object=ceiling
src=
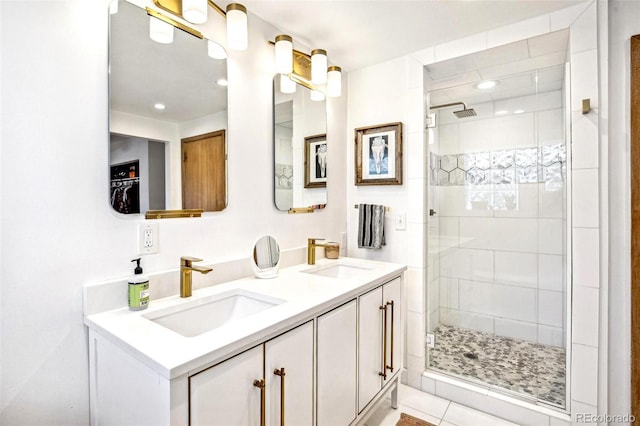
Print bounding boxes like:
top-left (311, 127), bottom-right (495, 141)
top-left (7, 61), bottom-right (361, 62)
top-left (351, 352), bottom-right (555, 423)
top-left (234, 0), bottom-right (586, 72)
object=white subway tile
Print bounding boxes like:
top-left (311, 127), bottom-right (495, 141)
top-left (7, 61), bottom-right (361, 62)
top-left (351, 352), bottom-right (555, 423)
top-left (537, 108), bottom-right (564, 146)
top-left (439, 277), bottom-right (459, 309)
top-left (571, 110), bottom-right (599, 169)
top-left (407, 267), bottom-right (426, 314)
top-left (538, 325), bottom-right (566, 347)
top-left (538, 182), bottom-right (566, 219)
top-left (538, 218), bottom-right (565, 255)
top-left (440, 308), bottom-right (495, 334)
top-left (572, 227), bottom-right (600, 288)
top-left (571, 169), bottom-right (599, 228)
top-left (569, 2), bottom-right (597, 54)
top-left (494, 184), bottom-right (539, 219)
top-left (494, 318), bottom-right (538, 342)
top-left (570, 49), bottom-right (599, 111)
top-left (538, 289), bottom-right (564, 327)
top-left (571, 343), bottom-right (598, 406)
top-left (487, 15), bottom-right (550, 49)
top-left (572, 285), bottom-right (599, 347)
top-left (494, 251), bottom-right (538, 287)
top-left (406, 311), bottom-right (426, 357)
top-left (435, 33), bottom-right (487, 63)
top-left (538, 254), bottom-right (564, 291)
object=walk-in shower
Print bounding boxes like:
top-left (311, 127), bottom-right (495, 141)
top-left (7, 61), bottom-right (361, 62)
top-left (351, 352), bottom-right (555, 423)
top-left (424, 29), bottom-right (570, 410)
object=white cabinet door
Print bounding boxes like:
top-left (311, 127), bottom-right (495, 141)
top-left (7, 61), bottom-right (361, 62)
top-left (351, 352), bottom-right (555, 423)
top-left (358, 278), bottom-right (403, 412)
top-left (190, 345), bottom-right (263, 426)
top-left (358, 286), bottom-right (383, 412)
top-left (265, 321), bottom-right (314, 426)
top-left (317, 300), bottom-right (357, 426)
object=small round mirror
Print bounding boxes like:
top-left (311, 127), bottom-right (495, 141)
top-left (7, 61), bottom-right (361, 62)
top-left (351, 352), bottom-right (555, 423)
top-left (252, 235), bottom-right (280, 279)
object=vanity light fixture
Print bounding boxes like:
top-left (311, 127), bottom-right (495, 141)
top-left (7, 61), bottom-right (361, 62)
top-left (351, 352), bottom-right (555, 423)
top-left (477, 80), bottom-right (497, 90)
top-left (207, 40), bottom-right (227, 59)
top-left (151, 0), bottom-right (248, 51)
top-left (149, 15), bottom-right (174, 44)
top-left (327, 66), bottom-right (342, 97)
top-left (311, 49), bottom-right (328, 84)
top-left (275, 35), bottom-right (293, 74)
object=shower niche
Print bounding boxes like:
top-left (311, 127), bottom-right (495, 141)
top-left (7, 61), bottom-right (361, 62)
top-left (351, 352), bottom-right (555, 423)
top-left (424, 29), bottom-right (570, 410)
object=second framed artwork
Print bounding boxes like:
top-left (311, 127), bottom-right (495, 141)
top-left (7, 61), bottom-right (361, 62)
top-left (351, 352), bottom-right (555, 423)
top-left (304, 133), bottom-right (327, 188)
top-left (354, 122), bottom-right (403, 185)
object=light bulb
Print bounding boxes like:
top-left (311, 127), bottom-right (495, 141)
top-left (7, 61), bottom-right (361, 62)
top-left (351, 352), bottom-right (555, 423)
top-left (182, 0), bottom-right (207, 24)
top-left (275, 35), bottom-right (293, 74)
top-left (226, 3), bottom-right (248, 51)
top-left (311, 49), bottom-right (327, 84)
top-left (149, 16), bottom-right (173, 44)
top-left (327, 66), bottom-right (342, 97)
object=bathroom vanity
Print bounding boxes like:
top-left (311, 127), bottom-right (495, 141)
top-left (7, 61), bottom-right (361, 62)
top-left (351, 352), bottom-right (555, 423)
top-left (84, 257), bottom-right (405, 426)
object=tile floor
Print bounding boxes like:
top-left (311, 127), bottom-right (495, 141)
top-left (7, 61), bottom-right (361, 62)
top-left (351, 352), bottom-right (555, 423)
top-left (428, 325), bottom-right (566, 407)
top-left (363, 384), bottom-right (519, 426)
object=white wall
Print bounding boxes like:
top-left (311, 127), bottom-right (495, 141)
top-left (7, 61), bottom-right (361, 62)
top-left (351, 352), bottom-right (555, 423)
top-left (0, 1), bottom-right (346, 424)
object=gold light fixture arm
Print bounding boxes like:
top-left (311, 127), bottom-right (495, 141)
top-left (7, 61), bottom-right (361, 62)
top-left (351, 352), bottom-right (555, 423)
top-left (154, 0), bottom-right (227, 19)
top-left (146, 7), bottom-right (203, 39)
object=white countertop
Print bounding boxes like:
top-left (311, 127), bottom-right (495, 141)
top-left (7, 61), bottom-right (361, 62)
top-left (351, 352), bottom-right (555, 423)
top-left (84, 257), bottom-right (406, 380)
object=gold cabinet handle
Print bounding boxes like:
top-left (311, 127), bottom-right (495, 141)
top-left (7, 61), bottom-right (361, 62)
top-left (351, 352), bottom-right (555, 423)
top-left (274, 368), bottom-right (286, 426)
top-left (378, 304), bottom-right (388, 380)
top-left (386, 300), bottom-right (395, 373)
top-left (253, 379), bottom-right (266, 426)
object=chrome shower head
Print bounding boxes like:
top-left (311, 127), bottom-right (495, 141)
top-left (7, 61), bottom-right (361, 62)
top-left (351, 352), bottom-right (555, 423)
top-left (453, 107), bottom-right (477, 118)
top-left (430, 101), bottom-right (476, 119)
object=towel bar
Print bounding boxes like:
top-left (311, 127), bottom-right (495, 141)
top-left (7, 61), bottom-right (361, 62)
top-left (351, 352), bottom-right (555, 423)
top-left (354, 204), bottom-right (390, 211)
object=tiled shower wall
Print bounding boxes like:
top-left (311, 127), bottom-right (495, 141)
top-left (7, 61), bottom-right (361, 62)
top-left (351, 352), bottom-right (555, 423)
top-left (427, 90), bottom-right (567, 348)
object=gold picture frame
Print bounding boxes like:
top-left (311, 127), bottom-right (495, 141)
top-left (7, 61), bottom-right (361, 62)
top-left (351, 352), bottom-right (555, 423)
top-left (355, 122), bottom-right (403, 185)
top-left (304, 134), bottom-right (327, 188)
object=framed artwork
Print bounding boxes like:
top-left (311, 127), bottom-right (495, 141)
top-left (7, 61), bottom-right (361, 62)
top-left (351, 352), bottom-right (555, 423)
top-left (304, 134), bottom-right (327, 188)
top-left (355, 122), bottom-right (403, 185)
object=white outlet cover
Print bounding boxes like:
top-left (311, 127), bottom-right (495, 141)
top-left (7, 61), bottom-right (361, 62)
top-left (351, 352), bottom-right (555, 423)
top-left (138, 223), bottom-right (159, 254)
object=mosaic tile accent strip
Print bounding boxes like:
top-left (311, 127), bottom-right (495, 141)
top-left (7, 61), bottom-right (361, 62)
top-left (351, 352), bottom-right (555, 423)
top-left (428, 324), bottom-right (566, 408)
top-left (275, 163), bottom-right (293, 189)
top-left (429, 144), bottom-right (566, 187)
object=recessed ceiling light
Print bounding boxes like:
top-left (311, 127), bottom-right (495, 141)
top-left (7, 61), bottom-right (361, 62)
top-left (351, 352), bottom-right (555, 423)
top-left (514, 109), bottom-right (525, 114)
top-left (477, 80), bottom-right (497, 90)
top-left (217, 78), bottom-right (228, 86)
top-left (495, 110), bottom-right (509, 115)
top-left (154, 103), bottom-right (166, 110)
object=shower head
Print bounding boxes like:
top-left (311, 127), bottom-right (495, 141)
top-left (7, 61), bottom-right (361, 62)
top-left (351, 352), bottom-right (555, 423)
top-left (453, 107), bottom-right (477, 118)
top-left (430, 101), bottom-right (476, 119)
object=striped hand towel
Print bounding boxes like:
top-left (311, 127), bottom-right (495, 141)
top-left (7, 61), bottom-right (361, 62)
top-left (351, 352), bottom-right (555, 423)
top-left (357, 204), bottom-right (386, 249)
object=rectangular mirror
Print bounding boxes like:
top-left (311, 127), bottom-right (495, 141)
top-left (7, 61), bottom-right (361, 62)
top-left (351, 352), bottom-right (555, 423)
top-left (109, 0), bottom-right (228, 215)
top-left (273, 75), bottom-right (327, 211)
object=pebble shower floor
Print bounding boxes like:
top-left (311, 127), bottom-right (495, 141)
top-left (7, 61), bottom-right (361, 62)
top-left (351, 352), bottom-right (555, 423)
top-left (428, 324), bottom-right (566, 407)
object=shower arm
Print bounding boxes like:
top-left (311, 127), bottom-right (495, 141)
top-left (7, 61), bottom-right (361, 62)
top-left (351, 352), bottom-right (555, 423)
top-left (429, 102), bottom-right (468, 111)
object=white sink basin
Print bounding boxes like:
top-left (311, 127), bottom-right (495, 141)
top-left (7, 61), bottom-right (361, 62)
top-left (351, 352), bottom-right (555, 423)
top-left (303, 262), bottom-right (372, 279)
top-left (144, 289), bottom-right (285, 337)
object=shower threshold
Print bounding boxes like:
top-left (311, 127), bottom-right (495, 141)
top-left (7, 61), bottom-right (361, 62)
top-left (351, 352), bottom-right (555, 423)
top-left (426, 324), bottom-right (566, 408)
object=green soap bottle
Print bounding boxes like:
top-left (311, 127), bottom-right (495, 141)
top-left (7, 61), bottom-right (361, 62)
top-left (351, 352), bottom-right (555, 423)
top-left (128, 258), bottom-right (150, 311)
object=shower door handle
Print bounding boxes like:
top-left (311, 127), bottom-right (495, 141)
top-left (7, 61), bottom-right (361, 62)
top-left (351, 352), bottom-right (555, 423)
top-left (429, 209), bottom-right (437, 216)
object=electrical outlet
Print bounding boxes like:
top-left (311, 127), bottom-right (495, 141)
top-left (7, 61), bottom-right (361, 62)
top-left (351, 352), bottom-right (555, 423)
top-left (426, 333), bottom-right (435, 349)
top-left (139, 223), bottom-right (159, 254)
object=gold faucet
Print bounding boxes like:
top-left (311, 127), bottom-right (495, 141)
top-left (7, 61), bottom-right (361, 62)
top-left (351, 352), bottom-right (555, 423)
top-left (307, 238), bottom-right (327, 265)
top-left (180, 256), bottom-right (213, 298)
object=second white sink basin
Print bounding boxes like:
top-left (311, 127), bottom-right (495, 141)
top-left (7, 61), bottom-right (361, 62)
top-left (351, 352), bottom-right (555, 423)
top-left (144, 289), bottom-right (285, 337)
top-left (303, 262), bottom-right (372, 279)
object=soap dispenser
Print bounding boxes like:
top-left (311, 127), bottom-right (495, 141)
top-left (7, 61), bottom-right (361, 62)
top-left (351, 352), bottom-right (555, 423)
top-left (128, 258), bottom-right (149, 311)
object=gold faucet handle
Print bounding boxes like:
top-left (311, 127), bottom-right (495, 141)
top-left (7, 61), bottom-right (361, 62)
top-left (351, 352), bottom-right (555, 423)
top-left (181, 256), bottom-right (203, 266)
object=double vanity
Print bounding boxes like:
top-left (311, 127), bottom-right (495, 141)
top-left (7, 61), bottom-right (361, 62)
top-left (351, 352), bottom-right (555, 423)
top-left (84, 256), bottom-right (406, 425)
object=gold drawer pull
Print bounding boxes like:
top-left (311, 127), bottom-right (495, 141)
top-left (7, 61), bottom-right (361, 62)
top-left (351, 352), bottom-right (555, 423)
top-left (274, 368), bottom-right (286, 426)
top-left (386, 300), bottom-right (395, 373)
top-left (253, 379), bottom-right (265, 426)
top-left (378, 304), bottom-right (388, 380)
